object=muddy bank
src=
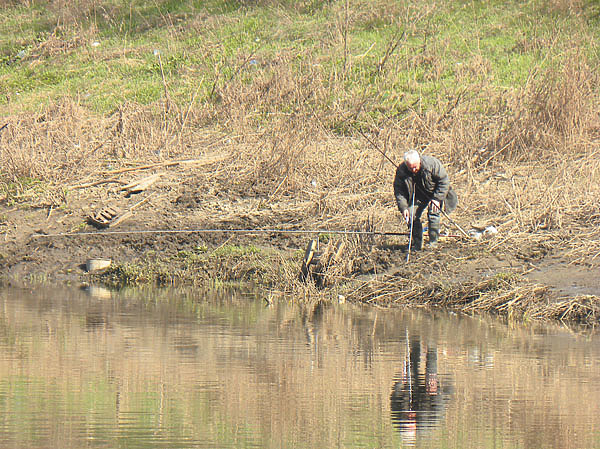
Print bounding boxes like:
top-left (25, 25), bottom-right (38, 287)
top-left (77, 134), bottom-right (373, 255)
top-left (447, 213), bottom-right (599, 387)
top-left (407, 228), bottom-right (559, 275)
top-left (1, 168), bottom-right (598, 326)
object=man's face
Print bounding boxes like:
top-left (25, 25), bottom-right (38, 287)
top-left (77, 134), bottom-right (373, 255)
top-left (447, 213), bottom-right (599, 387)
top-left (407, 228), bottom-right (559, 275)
top-left (406, 159), bottom-right (420, 174)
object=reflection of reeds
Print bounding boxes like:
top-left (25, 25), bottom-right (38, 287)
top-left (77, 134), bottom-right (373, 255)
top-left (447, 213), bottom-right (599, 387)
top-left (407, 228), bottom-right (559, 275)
top-left (1, 288), bottom-right (599, 448)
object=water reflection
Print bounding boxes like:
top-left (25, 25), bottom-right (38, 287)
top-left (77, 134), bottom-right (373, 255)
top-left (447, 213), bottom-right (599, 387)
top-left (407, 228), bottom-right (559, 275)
top-left (0, 286), bottom-right (599, 449)
top-left (390, 332), bottom-right (453, 446)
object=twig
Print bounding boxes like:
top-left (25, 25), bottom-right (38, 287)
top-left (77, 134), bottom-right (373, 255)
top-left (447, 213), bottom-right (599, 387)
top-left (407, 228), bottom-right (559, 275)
top-left (70, 178), bottom-right (128, 189)
top-left (156, 51), bottom-right (171, 114)
top-left (436, 88), bottom-right (467, 125)
top-left (377, 29), bottom-right (405, 75)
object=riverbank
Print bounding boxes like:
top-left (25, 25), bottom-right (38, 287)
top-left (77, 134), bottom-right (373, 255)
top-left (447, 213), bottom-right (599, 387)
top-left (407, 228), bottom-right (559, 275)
top-left (1, 1), bottom-right (599, 325)
top-left (1, 152), bottom-right (598, 325)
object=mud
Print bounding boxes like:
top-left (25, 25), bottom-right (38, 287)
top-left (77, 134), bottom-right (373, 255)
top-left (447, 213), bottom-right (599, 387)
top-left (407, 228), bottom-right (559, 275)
top-left (1, 167), bottom-right (598, 313)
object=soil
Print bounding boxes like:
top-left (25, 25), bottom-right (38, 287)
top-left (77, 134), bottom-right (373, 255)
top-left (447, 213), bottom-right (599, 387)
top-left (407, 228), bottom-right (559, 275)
top-left (1, 164), bottom-right (599, 314)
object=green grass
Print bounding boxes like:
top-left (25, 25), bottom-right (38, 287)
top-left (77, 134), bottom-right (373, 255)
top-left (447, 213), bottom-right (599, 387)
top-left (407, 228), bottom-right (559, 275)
top-left (0, 177), bottom-right (46, 206)
top-left (0, 0), bottom-right (598, 120)
top-left (212, 243), bottom-right (260, 257)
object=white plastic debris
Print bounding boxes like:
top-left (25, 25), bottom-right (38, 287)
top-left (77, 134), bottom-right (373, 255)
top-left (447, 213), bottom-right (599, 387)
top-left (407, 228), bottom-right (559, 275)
top-left (483, 225), bottom-right (498, 236)
top-left (469, 225), bottom-right (498, 240)
top-left (469, 230), bottom-right (483, 240)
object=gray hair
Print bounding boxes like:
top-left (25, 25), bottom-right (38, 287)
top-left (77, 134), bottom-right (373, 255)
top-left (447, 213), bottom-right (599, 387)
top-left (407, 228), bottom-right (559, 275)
top-left (404, 149), bottom-right (420, 164)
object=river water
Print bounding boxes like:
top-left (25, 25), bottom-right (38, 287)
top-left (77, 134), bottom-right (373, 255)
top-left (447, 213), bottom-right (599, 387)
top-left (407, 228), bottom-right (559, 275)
top-left (0, 285), bottom-right (599, 449)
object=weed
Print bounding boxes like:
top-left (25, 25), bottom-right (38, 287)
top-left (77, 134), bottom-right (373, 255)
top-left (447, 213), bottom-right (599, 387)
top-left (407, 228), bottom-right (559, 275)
top-left (493, 272), bottom-right (520, 283)
top-left (212, 244), bottom-right (260, 257)
top-left (101, 261), bottom-right (171, 288)
top-left (318, 234), bottom-right (332, 244)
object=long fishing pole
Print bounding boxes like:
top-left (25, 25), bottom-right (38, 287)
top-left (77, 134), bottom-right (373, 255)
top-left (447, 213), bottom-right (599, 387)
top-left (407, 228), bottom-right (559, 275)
top-left (354, 125), bottom-right (470, 239)
top-left (32, 227), bottom-right (428, 239)
top-left (406, 186), bottom-right (415, 263)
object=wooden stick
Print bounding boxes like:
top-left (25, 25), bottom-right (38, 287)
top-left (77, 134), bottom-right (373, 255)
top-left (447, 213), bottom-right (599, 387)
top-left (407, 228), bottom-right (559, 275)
top-left (101, 156), bottom-right (227, 175)
top-left (70, 178), bottom-right (128, 189)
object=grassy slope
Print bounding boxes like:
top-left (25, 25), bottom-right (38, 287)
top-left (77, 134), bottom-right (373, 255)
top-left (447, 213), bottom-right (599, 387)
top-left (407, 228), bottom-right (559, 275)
top-left (1, 0), bottom-right (596, 115)
top-left (2, 0), bottom-right (599, 221)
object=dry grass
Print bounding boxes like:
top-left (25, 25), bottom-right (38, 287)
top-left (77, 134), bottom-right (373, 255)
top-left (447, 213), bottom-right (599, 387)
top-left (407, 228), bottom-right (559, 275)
top-left (345, 272), bottom-right (600, 323)
top-left (2, 39), bottom-right (599, 253)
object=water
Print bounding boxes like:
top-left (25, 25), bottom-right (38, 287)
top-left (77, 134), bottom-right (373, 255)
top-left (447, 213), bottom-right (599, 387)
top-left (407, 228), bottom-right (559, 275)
top-left (0, 286), bottom-right (599, 448)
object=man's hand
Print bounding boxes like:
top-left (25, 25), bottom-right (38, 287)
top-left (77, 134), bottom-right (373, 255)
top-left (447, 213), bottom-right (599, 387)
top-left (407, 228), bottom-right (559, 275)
top-left (402, 209), bottom-right (410, 223)
top-left (429, 200), bottom-right (441, 212)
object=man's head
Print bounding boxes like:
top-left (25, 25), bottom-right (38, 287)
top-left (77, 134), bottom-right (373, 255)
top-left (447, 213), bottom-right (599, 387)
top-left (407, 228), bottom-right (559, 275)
top-left (404, 149), bottom-right (421, 174)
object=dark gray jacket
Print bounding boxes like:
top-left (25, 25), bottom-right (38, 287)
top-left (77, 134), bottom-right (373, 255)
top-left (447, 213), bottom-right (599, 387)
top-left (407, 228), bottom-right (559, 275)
top-left (393, 154), bottom-right (451, 213)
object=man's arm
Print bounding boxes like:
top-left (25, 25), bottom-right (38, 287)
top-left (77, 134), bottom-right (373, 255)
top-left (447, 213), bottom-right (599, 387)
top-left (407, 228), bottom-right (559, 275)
top-left (430, 159), bottom-right (450, 203)
top-left (393, 165), bottom-right (410, 212)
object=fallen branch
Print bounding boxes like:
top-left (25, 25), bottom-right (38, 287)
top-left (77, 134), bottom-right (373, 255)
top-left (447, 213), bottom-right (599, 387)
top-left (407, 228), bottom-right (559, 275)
top-left (101, 155), bottom-right (227, 175)
top-left (70, 178), bottom-right (128, 189)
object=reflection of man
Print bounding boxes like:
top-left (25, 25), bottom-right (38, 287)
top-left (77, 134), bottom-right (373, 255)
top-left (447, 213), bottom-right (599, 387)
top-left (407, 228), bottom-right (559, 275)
top-left (390, 336), bottom-right (453, 446)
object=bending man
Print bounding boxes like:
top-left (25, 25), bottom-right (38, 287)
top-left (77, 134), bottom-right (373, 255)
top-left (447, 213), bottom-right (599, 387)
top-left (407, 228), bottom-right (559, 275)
top-left (393, 149), bottom-right (457, 250)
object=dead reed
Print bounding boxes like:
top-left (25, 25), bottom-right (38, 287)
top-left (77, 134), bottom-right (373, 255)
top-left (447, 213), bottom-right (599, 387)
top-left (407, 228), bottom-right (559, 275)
top-left (344, 272), bottom-right (600, 323)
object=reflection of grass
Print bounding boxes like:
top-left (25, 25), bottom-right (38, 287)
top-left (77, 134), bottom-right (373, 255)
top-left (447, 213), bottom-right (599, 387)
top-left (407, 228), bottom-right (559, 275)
top-left (1, 287), bottom-right (598, 448)
top-left (1, 375), bottom-right (258, 447)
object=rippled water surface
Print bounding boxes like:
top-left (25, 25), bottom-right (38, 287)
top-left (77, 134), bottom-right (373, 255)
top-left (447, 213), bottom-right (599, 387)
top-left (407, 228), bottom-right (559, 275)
top-left (1, 286), bottom-right (599, 448)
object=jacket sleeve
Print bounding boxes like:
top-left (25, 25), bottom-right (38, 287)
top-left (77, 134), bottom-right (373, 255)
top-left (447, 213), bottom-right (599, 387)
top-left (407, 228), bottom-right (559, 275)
top-left (393, 165), bottom-right (410, 212)
top-left (431, 159), bottom-right (450, 202)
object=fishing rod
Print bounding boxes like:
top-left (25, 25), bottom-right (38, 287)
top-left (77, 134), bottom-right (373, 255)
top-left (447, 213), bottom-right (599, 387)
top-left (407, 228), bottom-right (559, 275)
top-left (354, 124), bottom-right (470, 239)
top-left (32, 227), bottom-right (424, 239)
top-left (406, 186), bottom-right (416, 263)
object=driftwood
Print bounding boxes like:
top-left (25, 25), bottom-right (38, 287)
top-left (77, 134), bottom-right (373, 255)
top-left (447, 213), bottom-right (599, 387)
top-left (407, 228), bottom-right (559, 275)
top-left (119, 173), bottom-right (161, 195)
top-left (70, 178), bottom-right (128, 189)
top-left (300, 239), bottom-right (349, 287)
top-left (101, 155), bottom-right (227, 175)
top-left (87, 194), bottom-right (155, 229)
top-left (69, 155), bottom-right (228, 189)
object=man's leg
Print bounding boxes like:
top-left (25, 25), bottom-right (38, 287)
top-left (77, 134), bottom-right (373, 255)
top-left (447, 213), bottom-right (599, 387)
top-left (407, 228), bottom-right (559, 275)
top-left (427, 202), bottom-right (441, 246)
top-left (409, 204), bottom-right (426, 250)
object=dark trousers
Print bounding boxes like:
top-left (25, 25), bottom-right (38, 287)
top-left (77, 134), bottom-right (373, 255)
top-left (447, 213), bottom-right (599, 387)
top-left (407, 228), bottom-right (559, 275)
top-left (407, 201), bottom-right (441, 249)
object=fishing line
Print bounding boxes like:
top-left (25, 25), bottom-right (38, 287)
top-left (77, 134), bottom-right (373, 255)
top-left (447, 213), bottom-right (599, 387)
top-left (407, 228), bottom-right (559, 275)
top-left (32, 227), bottom-right (414, 239)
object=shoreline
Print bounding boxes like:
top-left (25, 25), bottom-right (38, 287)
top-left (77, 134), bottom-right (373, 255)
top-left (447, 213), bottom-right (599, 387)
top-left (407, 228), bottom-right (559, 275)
top-left (2, 205), bottom-right (598, 327)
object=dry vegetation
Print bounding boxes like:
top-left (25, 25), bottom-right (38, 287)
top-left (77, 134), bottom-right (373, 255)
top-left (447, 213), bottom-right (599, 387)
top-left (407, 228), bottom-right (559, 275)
top-left (1, 0), bottom-right (599, 324)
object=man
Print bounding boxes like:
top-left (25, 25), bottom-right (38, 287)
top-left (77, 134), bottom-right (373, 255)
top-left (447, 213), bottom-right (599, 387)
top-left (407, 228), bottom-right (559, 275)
top-left (393, 149), bottom-right (457, 250)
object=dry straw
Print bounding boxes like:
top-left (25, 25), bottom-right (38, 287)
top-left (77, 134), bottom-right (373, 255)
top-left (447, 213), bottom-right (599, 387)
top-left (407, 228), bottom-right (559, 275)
top-left (1, 9), bottom-right (598, 320)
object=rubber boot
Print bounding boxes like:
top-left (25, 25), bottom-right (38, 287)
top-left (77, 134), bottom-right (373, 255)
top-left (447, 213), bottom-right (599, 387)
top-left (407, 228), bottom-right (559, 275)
top-left (412, 235), bottom-right (423, 251)
top-left (427, 228), bottom-right (439, 248)
top-left (411, 221), bottom-right (423, 251)
top-left (427, 204), bottom-right (441, 249)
